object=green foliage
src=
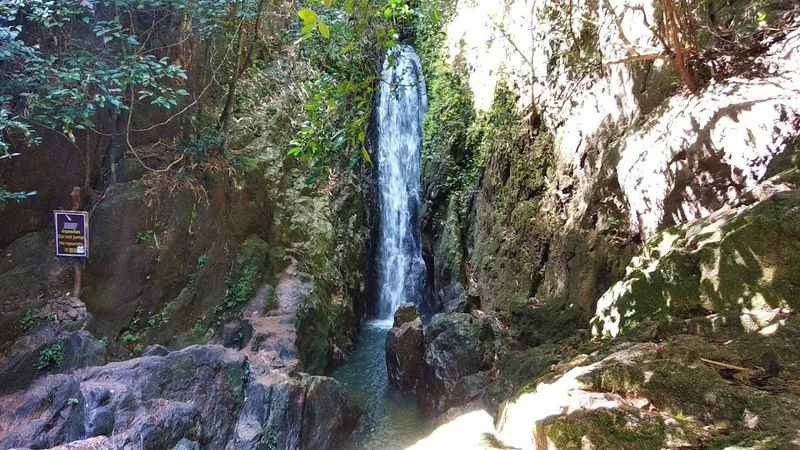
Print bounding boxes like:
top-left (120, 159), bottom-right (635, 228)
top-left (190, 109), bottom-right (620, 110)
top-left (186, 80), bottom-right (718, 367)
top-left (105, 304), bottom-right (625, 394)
top-left (34, 342), bottom-right (65, 370)
top-left (119, 307), bottom-right (146, 353)
top-left (120, 329), bottom-right (143, 353)
top-left (0, 1), bottom-right (203, 145)
top-left (214, 260), bottom-right (260, 323)
top-left (17, 307), bottom-right (38, 331)
top-left (187, 239), bottom-right (266, 332)
top-left (289, 0), bottom-right (414, 176)
top-left (0, 184), bottom-right (37, 210)
top-left (261, 427), bottom-right (279, 450)
top-left (135, 230), bottom-right (154, 244)
top-left (179, 130), bottom-right (224, 162)
top-left (0, 0), bottom-right (242, 198)
top-left (67, 397), bottom-right (80, 406)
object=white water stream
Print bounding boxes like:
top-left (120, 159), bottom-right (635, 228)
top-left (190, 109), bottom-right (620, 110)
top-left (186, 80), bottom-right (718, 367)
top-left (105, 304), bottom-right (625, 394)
top-left (375, 45), bottom-right (428, 320)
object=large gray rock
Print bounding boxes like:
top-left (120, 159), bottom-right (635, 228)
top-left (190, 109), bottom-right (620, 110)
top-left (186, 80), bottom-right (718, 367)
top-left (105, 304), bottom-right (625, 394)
top-left (0, 296), bottom-right (106, 395)
top-left (226, 373), bottom-right (360, 450)
top-left (593, 173), bottom-right (800, 337)
top-left (0, 345), bottom-right (360, 450)
top-left (418, 312), bottom-right (502, 416)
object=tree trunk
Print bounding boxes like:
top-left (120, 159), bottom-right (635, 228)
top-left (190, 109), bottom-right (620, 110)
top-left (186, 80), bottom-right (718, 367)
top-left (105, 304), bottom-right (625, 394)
top-left (219, 0), bottom-right (268, 138)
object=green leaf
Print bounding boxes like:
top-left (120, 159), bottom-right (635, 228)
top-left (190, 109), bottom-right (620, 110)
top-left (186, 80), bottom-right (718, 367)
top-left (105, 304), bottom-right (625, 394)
top-left (318, 22), bottom-right (331, 39)
top-left (361, 148), bottom-right (372, 164)
top-left (297, 8), bottom-right (317, 25)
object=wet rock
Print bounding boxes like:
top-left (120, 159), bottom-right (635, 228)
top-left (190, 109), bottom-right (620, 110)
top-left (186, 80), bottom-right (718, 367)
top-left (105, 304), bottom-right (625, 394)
top-left (0, 345), bottom-right (244, 450)
top-left (418, 312), bottom-right (502, 416)
top-left (386, 317), bottom-right (424, 392)
top-left (393, 303), bottom-right (420, 327)
top-left (0, 374), bottom-right (86, 449)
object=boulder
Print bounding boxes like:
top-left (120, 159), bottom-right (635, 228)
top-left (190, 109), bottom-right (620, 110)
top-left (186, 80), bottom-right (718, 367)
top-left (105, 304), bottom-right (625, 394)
top-left (0, 344), bottom-right (360, 450)
top-left (0, 296), bottom-right (106, 395)
top-left (386, 317), bottom-right (424, 392)
top-left (226, 373), bottom-right (361, 450)
top-left (593, 174), bottom-right (800, 337)
top-left (393, 303), bottom-right (420, 327)
top-left (418, 312), bottom-right (502, 416)
top-left (300, 375), bottom-right (362, 450)
top-left (0, 345), bottom-right (243, 450)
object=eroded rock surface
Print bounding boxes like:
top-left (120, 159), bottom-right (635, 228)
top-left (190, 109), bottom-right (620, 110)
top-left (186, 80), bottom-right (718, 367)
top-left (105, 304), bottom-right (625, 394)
top-left (386, 305), bottom-right (424, 392)
top-left (0, 296), bottom-right (106, 396)
top-left (418, 312), bottom-right (503, 416)
top-left (0, 343), bottom-right (360, 450)
top-left (593, 170), bottom-right (800, 337)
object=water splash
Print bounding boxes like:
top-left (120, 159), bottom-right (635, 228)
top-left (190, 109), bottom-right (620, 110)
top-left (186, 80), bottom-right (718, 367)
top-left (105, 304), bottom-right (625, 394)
top-left (375, 45), bottom-right (428, 320)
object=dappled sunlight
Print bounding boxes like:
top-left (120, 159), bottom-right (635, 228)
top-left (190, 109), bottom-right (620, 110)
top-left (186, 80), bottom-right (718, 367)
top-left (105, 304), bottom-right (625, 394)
top-left (618, 28), bottom-right (800, 239)
top-left (496, 344), bottom-right (655, 449)
top-left (406, 410), bottom-right (495, 450)
top-left (594, 177), bottom-right (800, 337)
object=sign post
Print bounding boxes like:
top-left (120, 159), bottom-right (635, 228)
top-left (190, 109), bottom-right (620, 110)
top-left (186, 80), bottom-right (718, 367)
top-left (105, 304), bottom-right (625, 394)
top-left (54, 186), bottom-right (88, 297)
top-left (54, 210), bottom-right (89, 257)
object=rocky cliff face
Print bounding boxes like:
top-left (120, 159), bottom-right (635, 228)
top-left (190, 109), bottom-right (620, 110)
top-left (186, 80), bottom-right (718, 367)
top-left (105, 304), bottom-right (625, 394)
top-left (419, 0), bottom-right (800, 319)
top-left (409, 0), bottom-right (800, 447)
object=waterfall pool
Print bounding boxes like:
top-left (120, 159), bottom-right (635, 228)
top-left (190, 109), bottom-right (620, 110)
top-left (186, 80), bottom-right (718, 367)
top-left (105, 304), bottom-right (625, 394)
top-left (331, 321), bottom-right (433, 450)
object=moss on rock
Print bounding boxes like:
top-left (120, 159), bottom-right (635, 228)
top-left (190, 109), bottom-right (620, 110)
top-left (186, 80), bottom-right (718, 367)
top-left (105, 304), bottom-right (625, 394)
top-left (545, 407), bottom-right (666, 450)
top-left (593, 178), bottom-right (800, 337)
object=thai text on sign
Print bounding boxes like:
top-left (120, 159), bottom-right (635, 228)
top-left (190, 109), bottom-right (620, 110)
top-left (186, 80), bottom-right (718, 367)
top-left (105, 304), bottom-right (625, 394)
top-left (54, 210), bottom-right (89, 257)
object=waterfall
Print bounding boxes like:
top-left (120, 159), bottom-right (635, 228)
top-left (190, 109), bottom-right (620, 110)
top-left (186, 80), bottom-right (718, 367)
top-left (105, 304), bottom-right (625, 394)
top-left (375, 45), bottom-right (428, 320)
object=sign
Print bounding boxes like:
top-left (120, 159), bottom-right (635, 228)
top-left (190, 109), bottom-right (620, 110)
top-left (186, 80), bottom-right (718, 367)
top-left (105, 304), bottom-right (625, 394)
top-left (54, 210), bottom-right (89, 258)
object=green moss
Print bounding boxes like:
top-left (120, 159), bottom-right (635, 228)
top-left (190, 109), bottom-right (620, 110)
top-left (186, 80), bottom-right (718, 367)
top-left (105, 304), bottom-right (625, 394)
top-left (502, 298), bottom-right (579, 347)
top-left (295, 288), bottom-right (352, 374)
top-left (709, 432), bottom-right (794, 450)
top-left (488, 344), bottom-right (559, 404)
top-left (546, 408), bottom-right (666, 450)
top-left (642, 361), bottom-right (753, 423)
top-left (225, 362), bottom-right (248, 404)
top-left (594, 192), bottom-right (800, 336)
top-left (583, 362), bottom-right (646, 397)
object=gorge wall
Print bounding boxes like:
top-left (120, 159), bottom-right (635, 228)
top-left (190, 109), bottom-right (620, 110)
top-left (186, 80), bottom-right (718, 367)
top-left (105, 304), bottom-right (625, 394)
top-left (404, 0), bottom-right (800, 448)
top-left (418, 0), bottom-right (800, 322)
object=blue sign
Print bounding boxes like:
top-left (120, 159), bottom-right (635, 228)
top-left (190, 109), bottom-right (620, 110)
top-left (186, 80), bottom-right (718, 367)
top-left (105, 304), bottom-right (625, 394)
top-left (54, 210), bottom-right (89, 257)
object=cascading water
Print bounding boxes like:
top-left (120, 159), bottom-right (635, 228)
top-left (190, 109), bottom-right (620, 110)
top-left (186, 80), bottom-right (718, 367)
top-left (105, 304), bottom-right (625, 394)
top-left (332, 45), bottom-right (432, 449)
top-left (375, 45), bottom-right (428, 320)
